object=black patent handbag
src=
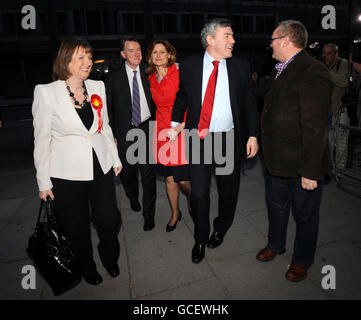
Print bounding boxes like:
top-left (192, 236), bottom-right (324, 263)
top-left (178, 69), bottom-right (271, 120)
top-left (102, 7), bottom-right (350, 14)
top-left (27, 196), bottom-right (81, 296)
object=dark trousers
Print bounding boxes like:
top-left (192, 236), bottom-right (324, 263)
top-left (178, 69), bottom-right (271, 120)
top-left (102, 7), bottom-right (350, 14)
top-left (189, 131), bottom-right (241, 244)
top-left (120, 120), bottom-right (156, 217)
top-left (265, 172), bottom-right (323, 267)
top-left (51, 170), bottom-right (121, 276)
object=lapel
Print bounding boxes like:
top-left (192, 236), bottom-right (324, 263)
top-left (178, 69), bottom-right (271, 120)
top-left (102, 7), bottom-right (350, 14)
top-left (139, 63), bottom-right (152, 108)
top-left (193, 55), bottom-right (204, 111)
top-left (267, 50), bottom-right (304, 97)
top-left (225, 58), bottom-right (237, 117)
top-left (84, 79), bottom-right (101, 134)
top-left (54, 80), bottom-right (99, 135)
top-left (120, 63), bottom-right (133, 113)
top-left (54, 80), bottom-right (89, 135)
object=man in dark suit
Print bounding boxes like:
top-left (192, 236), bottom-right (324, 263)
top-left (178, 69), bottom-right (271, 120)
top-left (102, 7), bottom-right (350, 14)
top-left (106, 38), bottom-right (156, 231)
top-left (255, 20), bottom-right (333, 282)
top-left (169, 18), bottom-right (259, 264)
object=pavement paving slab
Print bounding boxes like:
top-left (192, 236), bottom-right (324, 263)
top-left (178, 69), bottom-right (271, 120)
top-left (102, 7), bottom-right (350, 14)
top-left (0, 152), bottom-right (360, 300)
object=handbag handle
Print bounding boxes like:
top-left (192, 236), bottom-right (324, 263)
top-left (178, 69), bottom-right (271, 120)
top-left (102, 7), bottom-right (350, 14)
top-left (37, 196), bottom-right (58, 227)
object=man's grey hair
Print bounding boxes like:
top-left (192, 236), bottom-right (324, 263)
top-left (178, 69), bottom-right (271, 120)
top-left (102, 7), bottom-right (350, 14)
top-left (200, 18), bottom-right (232, 49)
top-left (277, 20), bottom-right (308, 49)
top-left (322, 43), bottom-right (339, 53)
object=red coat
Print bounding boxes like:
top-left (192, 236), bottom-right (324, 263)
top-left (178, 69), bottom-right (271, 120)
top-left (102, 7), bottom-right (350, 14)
top-left (149, 63), bottom-right (187, 166)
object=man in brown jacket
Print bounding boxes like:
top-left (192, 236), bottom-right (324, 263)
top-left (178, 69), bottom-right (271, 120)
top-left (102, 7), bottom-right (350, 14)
top-left (256, 20), bottom-right (333, 282)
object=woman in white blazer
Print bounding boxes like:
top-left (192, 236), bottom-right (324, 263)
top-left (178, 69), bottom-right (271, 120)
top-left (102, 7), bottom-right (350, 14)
top-left (32, 39), bottom-right (122, 286)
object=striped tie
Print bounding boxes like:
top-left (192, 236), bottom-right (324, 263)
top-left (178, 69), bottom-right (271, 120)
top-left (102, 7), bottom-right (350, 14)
top-left (132, 70), bottom-right (141, 126)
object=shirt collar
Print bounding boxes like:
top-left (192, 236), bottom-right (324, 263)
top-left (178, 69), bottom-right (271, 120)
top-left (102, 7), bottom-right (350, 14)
top-left (275, 49), bottom-right (302, 71)
top-left (125, 61), bottom-right (140, 74)
top-left (204, 51), bottom-right (225, 68)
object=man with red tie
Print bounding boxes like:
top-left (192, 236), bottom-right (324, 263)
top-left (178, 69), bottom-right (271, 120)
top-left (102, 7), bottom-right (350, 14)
top-left (169, 18), bottom-right (259, 264)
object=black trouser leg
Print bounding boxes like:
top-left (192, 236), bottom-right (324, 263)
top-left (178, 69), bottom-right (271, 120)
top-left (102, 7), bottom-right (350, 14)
top-left (89, 170), bottom-right (121, 268)
top-left (51, 178), bottom-right (97, 276)
top-left (290, 178), bottom-right (323, 267)
top-left (139, 163), bottom-right (156, 217)
top-left (189, 163), bottom-right (212, 245)
top-left (121, 163), bottom-right (139, 202)
top-left (213, 160), bottom-right (241, 236)
top-left (265, 172), bottom-right (291, 253)
top-left (265, 172), bottom-right (323, 266)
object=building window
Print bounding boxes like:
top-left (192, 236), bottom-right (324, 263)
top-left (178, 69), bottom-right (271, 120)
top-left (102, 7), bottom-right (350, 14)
top-left (256, 16), bottom-right (265, 33)
top-left (38, 12), bottom-right (48, 35)
top-left (72, 10), bottom-right (82, 35)
top-left (134, 14), bottom-right (144, 33)
top-left (103, 11), bottom-right (117, 35)
top-left (122, 13), bottom-right (133, 34)
top-left (191, 13), bottom-right (204, 33)
top-left (242, 15), bottom-right (253, 33)
top-left (153, 14), bottom-right (163, 33)
top-left (336, 16), bottom-right (347, 34)
top-left (86, 11), bottom-right (102, 35)
top-left (232, 15), bottom-right (242, 34)
top-left (265, 16), bottom-right (274, 33)
top-left (56, 12), bottom-right (68, 34)
top-left (180, 14), bottom-right (191, 33)
top-left (2, 12), bottom-right (16, 34)
top-left (164, 14), bottom-right (177, 33)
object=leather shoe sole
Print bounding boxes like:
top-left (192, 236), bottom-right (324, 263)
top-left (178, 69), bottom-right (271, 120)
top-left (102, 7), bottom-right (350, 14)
top-left (256, 247), bottom-right (286, 262)
top-left (285, 263), bottom-right (308, 282)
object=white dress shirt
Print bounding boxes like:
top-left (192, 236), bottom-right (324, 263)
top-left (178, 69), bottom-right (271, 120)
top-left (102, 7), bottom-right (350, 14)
top-left (171, 52), bottom-right (234, 131)
top-left (125, 62), bottom-right (151, 123)
top-left (202, 51), bottom-right (234, 132)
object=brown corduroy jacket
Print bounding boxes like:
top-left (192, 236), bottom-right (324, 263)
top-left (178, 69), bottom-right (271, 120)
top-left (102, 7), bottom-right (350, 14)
top-left (261, 50), bottom-right (334, 180)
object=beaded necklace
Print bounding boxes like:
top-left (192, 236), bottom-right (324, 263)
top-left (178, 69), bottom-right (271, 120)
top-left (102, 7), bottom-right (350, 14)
top-left (66, 82), bottom-right (88, 108)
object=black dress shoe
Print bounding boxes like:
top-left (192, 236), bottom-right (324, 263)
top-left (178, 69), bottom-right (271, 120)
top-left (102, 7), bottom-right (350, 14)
top-left (130, 200), bottom-right (141, 212)
top-left (106, 264), bottom-right (120, 278)
top-left (192, 243), bottom-right (206, 264)
top-left (143, 215), bottom-right (155, 231)
top-left (207, 232), bottom-right (224, 249)
top-left (166, 211), bottom-right (182, 232)
top-left (83, 271), bottom-right (103, 286)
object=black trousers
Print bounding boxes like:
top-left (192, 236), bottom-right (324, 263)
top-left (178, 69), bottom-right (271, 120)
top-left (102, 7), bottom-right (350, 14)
top-left (120, 120), bottom-right (156, 217)
top-left (265, 172), bottom-right (323, 267)
top-left (189, 131), bottom-right (241, 244)
top-left (51, 170), bottom-right (121, 276)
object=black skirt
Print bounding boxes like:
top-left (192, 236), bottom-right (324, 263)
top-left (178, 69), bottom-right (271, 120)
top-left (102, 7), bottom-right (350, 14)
top-left (156, 164), bottom-right (190, 182)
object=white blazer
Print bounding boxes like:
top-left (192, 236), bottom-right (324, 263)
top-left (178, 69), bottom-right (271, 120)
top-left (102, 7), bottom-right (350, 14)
top-left (32, 79), bottom-right (121, 191)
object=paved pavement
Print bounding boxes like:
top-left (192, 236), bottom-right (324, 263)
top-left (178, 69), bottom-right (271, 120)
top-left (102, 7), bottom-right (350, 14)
top-left (0, 151), bottom-right (360, 300)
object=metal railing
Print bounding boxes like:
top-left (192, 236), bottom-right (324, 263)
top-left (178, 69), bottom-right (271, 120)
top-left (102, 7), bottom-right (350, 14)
top-left (334, 108), bottom-right (361, 198)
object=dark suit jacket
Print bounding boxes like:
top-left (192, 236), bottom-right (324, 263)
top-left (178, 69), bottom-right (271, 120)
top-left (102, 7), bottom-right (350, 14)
top-left (106, 61), bottom-right (155, 164)
top-left (172, 54), bottom-right (259, 158)
top-left (261, 50), bottom-right (333, 180)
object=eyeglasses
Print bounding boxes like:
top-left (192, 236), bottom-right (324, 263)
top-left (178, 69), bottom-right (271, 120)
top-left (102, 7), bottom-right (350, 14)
top-left (270, 36), bottom-right (285, 44)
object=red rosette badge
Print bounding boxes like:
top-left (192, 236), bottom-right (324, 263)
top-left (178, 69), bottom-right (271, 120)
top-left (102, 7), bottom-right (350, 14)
top-left (90, 94), bottom-right (103, 133)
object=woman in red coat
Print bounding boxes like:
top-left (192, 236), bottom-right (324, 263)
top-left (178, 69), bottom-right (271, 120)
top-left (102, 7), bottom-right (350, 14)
top-left (146, 40), bottom-right (191, 232)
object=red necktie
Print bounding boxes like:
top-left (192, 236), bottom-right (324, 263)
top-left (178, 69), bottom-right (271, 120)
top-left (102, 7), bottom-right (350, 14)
top-left (198, 60), bottom-right (219, 139)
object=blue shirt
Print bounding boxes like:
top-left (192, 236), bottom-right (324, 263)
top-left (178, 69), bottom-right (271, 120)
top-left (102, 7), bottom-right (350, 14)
top-left (172, 51), bottom-right (234, 132)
